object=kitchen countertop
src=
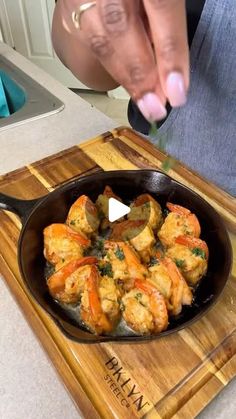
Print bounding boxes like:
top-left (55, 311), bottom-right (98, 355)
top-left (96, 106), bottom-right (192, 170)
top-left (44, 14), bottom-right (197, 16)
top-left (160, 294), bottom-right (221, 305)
top-left (0, 42), bottom-right (235, 419)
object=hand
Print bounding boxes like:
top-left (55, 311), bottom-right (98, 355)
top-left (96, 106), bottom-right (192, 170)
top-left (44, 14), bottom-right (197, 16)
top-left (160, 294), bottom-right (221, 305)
top-left (61, 0), bottom-right (189, 122)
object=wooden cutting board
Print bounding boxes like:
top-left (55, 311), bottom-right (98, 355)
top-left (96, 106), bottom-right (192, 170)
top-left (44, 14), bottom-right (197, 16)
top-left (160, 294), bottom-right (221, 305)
top-left (0, 127), bottom-right (235, 419)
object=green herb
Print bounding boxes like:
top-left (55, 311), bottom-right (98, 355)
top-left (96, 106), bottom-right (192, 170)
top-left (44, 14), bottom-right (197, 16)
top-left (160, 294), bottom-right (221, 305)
top-left (120, 301), bottom-right (125, 312)
top-left (98, 262), bottom-right (113, 278)
top-left (61, 258), bottom-right (65, 263)
top-left (192, 247), bottom-right (206, 259)
top-left (96, 239), bottom-right (104, 252)
top-left (149, 122), bottom-right (158, 137)
top-left (163, 209), bottom-right (170, 217)
top-left (161, 156), bottom-right (176, 173)
top-left (135, 293), bottom-right (146, 307)
top-left (83, 247), bottom-right (91, 256)
top-left (154, 241), bottom-right (162, 250)
top-left (115, 246), bottom-right (125, 261)
top-left (158, 133), bottom-right (168, 151)
top-left (149, 256), bottom-right (159, 267)
top-left (70, 220), bottom-right (76, 226)
top-left (148, 125), bottom-right (175, 173)
top-left (149, 123), bottom-right (169, 151)
top-left (175, 259), bottom-right (185, 268)
top-left (97, 209), bottom-right (104, 220)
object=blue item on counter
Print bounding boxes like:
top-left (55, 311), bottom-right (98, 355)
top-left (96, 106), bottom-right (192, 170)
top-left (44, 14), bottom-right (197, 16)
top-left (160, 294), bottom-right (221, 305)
top-left (0, 70), bottom-right (26, 118)
top-left (0, 74), bottom-right (10, 117)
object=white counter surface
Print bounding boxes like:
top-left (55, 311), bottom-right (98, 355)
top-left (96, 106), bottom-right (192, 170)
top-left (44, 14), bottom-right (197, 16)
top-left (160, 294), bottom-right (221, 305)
top-left (0, 42), bottom-right (235, 419)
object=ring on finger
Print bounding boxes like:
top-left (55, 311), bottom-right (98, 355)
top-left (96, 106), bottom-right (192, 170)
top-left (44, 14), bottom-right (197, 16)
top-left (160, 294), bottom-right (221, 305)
top-left (72, 1), bottom-right (97, 30)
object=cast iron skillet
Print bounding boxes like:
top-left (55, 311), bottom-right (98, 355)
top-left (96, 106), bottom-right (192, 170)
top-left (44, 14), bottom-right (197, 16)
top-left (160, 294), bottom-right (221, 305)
top-left (0, 170), bottom-right (232, 343)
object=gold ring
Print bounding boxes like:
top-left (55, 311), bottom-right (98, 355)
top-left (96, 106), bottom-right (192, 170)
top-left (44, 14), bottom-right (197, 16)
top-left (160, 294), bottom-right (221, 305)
top-left (72, 1), bottom-right (97, 30)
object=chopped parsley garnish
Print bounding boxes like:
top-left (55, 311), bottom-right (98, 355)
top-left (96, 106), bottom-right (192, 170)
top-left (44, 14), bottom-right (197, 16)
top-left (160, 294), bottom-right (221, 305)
top-left (135, 293), bottom-right (146, 307)
top-left (175, 259), bottom-right (185, 268)
top-left (98, 262), bottom-right (113, 278)
top-left (61, 258), bottom-right (65, 263)
top-left (163, 209), bottom-right (170, 217)
top-left (154, 241), bottom-right (164, 251)
top-left (192, 247), bottom-right (206, 259)
top-left (135, 292), bottom-right (143, 301)
top-left (149, 122), bottom-right (158, 137)
top-left (149, 256), bottom-right (159, 267)
top-left (149, 125), bottom-right (174, 175)
top-left (161, 156), bottom-right (176, 173)
top-left (97, 209), bottom-right (104, 220)
top-left (115, 247), bottom-right (125, 261)
top-left (70, 220), bottom-right (76, 226)
top-left (120, 301), bottom-right (125, 312)
top-left (96, 239), bottom-right (104, 252)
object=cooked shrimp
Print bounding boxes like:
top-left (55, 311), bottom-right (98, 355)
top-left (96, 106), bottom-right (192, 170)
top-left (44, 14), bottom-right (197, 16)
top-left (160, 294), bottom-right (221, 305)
top-left (120, 242), bottom-right (148, 280)
top-left (44, 190), bottom-right (207, 336)
top-left (96, 186), bottom-right (122, 215)
top-left (175, 235), bottom-right (209, 259)
top-left (67, 195), bottom-right (99, 235)
top-left (128, 193), bottom-right (163, 230)
top-left (80, 266), bottom-right (115, 334)
top-left (129, 224), bottom-right (155, 263)
top-left (111, 219), bottom-right (145, 241)
top-left (99, 276), bottom-right (121, 323)
top-left (47, 256), bottom-right (98, 303)
top-left (104, 241), bottom-right (148, 290)
top-left (96, 186), bottom-right (122, 229)
top-left (103, 242), bottom-right (129, 282)
top-left (162, 257), bottom-right (193, 315)
top-left (122, 289), bottom-right (154, 334)
top-left (148, 263), bottom-right (172, 301)
top-left (166, 235), bottom-right (208, 285)
top-left (122, 279), bottom-right (168, 334)
top-left (44, 223), bottom-right (90, 266)
top-left (158, 202), bottom-right (201, 247)
top-left (111, 219), bottom-right (155, 263)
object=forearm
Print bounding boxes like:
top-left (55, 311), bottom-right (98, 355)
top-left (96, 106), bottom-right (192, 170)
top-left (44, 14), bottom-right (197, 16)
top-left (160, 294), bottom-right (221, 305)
top-left (52, 0), bottom-right (119, 91)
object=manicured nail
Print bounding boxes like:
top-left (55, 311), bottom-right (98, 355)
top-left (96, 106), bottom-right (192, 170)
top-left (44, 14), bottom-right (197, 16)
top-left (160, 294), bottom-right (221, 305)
top-left (166, 72), bottom-right (187, 107)
top-left (137, 93), bottom-right (167, 122)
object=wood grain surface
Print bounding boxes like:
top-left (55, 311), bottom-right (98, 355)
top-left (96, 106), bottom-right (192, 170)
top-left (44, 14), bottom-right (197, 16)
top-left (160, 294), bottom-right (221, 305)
top-left (0, 127), bottom-right (235, 419)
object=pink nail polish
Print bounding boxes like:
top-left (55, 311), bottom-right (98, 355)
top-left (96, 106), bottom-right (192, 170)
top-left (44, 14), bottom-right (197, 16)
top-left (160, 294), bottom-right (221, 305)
top-left (137, 93), bottom-right (167, 122)
top-left (166, 72), bottom-right (187, 107)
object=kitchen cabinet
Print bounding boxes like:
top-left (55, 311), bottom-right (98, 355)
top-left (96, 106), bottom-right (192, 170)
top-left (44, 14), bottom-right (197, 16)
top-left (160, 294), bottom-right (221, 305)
top-left (0, 0), bottom-right (88, 88)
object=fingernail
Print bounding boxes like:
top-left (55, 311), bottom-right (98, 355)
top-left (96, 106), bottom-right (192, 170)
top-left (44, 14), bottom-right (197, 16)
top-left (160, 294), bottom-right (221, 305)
top-left (137, 93), bottom-right (167, 122)
top-left (166, 72), bottom-right (187, 107)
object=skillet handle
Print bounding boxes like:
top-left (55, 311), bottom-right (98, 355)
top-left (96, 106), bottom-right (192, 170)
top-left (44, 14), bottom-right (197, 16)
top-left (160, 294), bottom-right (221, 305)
top-left (0, 192), bottom-right (39, 222)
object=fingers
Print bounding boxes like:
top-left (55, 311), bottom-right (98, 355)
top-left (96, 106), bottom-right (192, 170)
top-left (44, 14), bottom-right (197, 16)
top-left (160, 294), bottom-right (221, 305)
top-left (78, 0), bottom-right (167, 121)
top-left (143, 0), bottom-right (189, 107)
top-left (94, 0), bottom-right (157, 97)
top-left (63, 0), bottom-right (189, 122)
